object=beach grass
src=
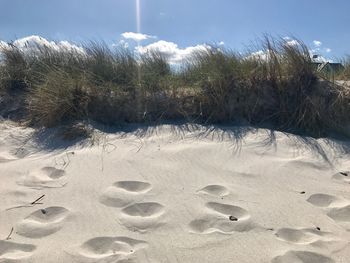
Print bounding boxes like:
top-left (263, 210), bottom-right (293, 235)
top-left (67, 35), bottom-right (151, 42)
top-left (1, 36), bottom-right (349, 137)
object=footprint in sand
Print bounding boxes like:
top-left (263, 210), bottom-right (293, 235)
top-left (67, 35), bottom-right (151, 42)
top-left (116, 181), bottom-right (152, 193)
top-left (271, 250), bottom-right (334, 263)
top-left (307, 194), bottom-right (350, 227)
top-left (189, 202), bottom-right (255, 234)
top-left (17, 206), bottom-right (70, 238)
top-left (197, 185), bottom-right (230, 197)
top-left (327, 205), bottom-right (350, 223)
top-left (74, 236), bottom-right (147, 262)
top-left (100, 181), bottom-right (165, 232)
top-left (332, 171), bottom-right (350, 183)
top-left (0, 240), bottom-right (36, 261)
top-left (120, 202), bottom-right (165, 232)
top-left (17, 167), bottom-right (67, 189)
top-left (274, 227), bottom-right (342, 248)
top-left (99, 181), bottom-right (152, 208)
top-left (307, 194), bottom-right (346, 208)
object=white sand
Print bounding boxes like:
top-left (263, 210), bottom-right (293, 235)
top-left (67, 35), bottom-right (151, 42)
top-left (1, 120), bottom-right (350, 263)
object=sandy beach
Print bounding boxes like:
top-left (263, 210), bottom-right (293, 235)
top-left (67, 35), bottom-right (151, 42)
top-left (0, 120), bottom-right (349, 262)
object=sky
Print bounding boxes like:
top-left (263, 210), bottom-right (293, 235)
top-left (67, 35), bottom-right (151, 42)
top-left (0, 0), bottom-right (349, 61)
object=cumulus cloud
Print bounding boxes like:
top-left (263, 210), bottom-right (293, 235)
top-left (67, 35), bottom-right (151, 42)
top-left (135, 40), bottom-right (210, 64)
top-left (313, 40), bottom-right (322, 47)
top-left (312, 55), bottom-right (332, 63)
top-left (0, 40), bottom-right (9, 49)
top-left (246, 50), bottom-right (268, 61)
top-left (282, 37), bottom-right (300, 47)
top-left (112, 39), bottom-right (129, 49)
top-left (219, 41), bottom-right (225, 46)
top-left (55, 40), bottom-right (85, 53)
top-left (285, 40), bottom-right (299, 46)
top-left (309, 49), bottom-right (332, 63)
top-left (247, 47), bottom-right (332, 63)
top-left (0, 35), bottom-right (85, 54)
top-left (325, 48), bottom-right (332, 53)
top-left (121, 32), bottom-right (155, 41)
top-left (13, 35), bottom-right (54, 50)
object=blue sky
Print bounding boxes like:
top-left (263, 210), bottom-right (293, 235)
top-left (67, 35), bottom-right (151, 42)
top-left (0, 0), bottom-right (349, 60)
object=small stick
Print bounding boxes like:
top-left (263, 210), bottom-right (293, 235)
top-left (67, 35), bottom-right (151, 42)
top-left (63, 152), bottom-right (72, 169)
top-left (6, 227), bottom-right (14, 240)
top-left (31, 195), bottom-right (45, 205)
top-left (136, 138), bottom-right (144, 153)
top-left (6, 205), bottom-right (34, 211)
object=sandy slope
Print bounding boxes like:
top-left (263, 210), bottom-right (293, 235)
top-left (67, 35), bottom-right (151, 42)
top-left (0, 121), bottom-right (350, 263)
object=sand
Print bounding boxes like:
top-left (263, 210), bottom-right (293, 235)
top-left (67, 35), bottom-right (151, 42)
top-left (0, 120), bottom-right (350, 263)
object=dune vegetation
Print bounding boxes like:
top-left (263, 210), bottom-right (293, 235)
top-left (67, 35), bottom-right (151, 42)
top-left (339, 57), bottom-right (350, 80)
top-left (0, 36), bottom-right (349, 138)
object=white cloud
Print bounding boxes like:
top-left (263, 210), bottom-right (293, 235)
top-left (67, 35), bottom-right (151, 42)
top-left (313, 40), bottom-right (322, 47)
top-left (313, 55), bottom-right (332, 63)
top-left (247, 47), bottom-right (332, 63)
top-left (286, 40), bottom-right (299, 46)
top-left (219, 41), bottom-right (225, 46)
top-left (1, 35), bottom-right (85, 54)
top-left (0, 40), bottom-right (10, 49)
top-left (325, 48), bottom-right (332, 53)
top-left (13, 35), bottom-right (54, 50)
top-left (56, 40), bottom-right (85, 53)
top-left (121, 32), bottom-right (155, 41)
top-left (309, 49), bottom-right (332, 63)
top-left (247, 50), bottom-right (268, 61)
top-left (282, 37), bottom-right (300, 47)
top-left (135, 40), bottom-right (210, 64)
top-left (112, 39), bottom-right (129, 49)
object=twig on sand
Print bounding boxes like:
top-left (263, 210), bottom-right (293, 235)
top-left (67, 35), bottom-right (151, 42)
top-left (136, 137), bottom-right (144, 153)
top-left (6, 205), bottom-right (34, 211)
top-left (54, 151), bottom-right (74, 170)
top-left (31, 194), bottom-right (45, 205)
top-left (5, 227), bottom-right (14, 240)
top-left (63, 151), bottom-right (74, 169)
top-left (5, 194), bottom-right (45, 211)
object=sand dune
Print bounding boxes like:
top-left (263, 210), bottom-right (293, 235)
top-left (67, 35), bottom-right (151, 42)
top-left (1, 121), bottom-right (350, 262)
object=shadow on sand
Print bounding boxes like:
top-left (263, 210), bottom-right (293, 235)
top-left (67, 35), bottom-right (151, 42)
top-left (8, 120), bottom-right (350, 167)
